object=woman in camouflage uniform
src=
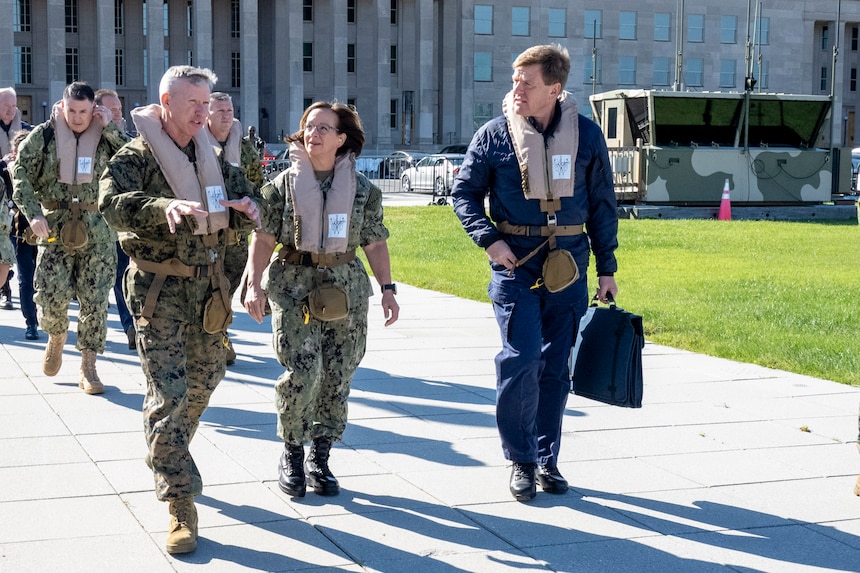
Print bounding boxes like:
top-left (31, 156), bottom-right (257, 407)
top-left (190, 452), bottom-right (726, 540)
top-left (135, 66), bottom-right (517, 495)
top-left (244, 101), bottom-right (399, 498)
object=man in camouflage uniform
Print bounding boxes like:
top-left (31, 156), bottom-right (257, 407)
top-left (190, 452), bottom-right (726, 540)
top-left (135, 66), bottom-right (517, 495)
top-left (99, 66), bottom-right (260, 555)
top-left (12, 82), bottom-right (127, 394)
top-left (206, 91), bottom-right (263, 364)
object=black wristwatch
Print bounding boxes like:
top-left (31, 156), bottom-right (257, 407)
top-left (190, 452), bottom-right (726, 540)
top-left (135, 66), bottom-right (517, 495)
top-left (382, 283), bottom-right (397, 295)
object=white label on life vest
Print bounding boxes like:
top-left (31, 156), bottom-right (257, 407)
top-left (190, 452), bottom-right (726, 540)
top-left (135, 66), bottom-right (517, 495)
top-left (77, 157), bottom-right (93, 175)
top-left (328, 213), bottom-right (348, 238)
top-left (206, 186), bottom-right (227, 212)
top-left (552, 154), bottom-right (572, 180)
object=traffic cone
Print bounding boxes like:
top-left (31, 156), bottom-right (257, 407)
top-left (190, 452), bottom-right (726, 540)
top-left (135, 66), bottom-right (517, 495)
top-left (718, 179), bottom-right (732, 220)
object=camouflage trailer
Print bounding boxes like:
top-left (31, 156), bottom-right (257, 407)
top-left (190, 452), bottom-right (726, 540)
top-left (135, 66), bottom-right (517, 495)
top-left (589, 89), bottom-right (850, 205)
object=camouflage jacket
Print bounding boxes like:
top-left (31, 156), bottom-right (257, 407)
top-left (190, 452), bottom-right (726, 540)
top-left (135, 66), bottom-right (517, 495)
top-left (260, 169), bottom-right (388, 303)
top-left (12, 120), bottom-right (129, 245)
top-left (99, 136), bottom-right (262, 321)
top-left (239, 138), bottom-right (264, 189)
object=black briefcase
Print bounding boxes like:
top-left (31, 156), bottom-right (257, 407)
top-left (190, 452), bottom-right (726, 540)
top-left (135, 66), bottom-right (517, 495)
top-left (569, 294), bottom-right (644, 408)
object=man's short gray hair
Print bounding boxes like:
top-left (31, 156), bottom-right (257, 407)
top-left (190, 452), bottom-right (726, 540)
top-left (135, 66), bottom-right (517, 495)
top-left (210, 92), bottom-right (232, 104)
top-left (159, 66), bottom-right (218, 99)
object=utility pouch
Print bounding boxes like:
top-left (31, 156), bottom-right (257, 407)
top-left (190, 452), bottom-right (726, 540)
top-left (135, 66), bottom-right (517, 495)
top-left (203, 288), bottom-right (233, 334)
top-left (308, 283), bottom-right (349, 321)
top-left (60, 219), bottom-right (88, 250)
top-left (542, 249), bottom-right (580, 293)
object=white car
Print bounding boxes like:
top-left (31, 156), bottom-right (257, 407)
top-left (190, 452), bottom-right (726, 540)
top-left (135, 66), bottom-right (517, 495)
top-left (399, 154), bottom-right (465, 195)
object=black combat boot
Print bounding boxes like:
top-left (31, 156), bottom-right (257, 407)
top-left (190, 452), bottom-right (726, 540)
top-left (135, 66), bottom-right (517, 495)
top-left (278, 444), bottom-right (306, 497)
top-left (305, 437), bottom-right (340, 496)
top-left (510, 462), bottom-right (537, 502)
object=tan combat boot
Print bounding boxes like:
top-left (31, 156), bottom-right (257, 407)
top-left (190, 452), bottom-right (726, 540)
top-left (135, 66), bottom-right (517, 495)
top-left (42, 331), bottom-right (68, 376)
top-left (166, 496), bottom-right (198, 554)
top-left (78, 349), bottom-right (104, 395)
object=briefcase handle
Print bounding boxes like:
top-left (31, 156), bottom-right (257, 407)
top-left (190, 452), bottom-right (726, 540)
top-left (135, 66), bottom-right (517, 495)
top-left (590, 291), bottom-right (618, 309)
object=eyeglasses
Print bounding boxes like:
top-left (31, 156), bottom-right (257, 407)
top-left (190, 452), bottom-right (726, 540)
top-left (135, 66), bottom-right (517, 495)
top-left (304, 123), bottom-right (338, 136)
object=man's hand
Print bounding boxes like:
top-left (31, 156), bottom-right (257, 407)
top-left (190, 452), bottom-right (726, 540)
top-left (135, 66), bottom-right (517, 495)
top-left (243, 282), bottom-right (267, 324)
top-left (29, 215), bottom-right (50, 238)
top-left (93, 105), bottom-right (112, 128)
top-left (486, 239), bottom-right (516, 271)
top-left (595, 275), bottom-right (619, 304)
top-left (220, 197), bottom-right (261, 229)
top-left (165, 199), bottom-right (207, 234)
top-left (380, 291), bottom-right (399, 327)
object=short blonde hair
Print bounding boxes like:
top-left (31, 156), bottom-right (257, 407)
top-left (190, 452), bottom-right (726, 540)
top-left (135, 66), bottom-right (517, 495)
top-left (513, 44), bottom-right (570, 88)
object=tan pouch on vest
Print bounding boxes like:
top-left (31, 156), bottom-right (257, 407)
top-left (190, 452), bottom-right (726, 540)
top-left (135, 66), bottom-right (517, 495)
top-left (542, 249), bottom-right (580, 293)
top-left (203, 288), bottom-right (233, 334)
top-left (60, 219), bottom-right (88, 250)
top-left (308, 284), bottom-right (349, 321)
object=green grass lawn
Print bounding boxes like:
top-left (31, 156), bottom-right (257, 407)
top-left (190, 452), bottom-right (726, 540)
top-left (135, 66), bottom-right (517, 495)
top-left (376, 205), bottom-right (860, 386)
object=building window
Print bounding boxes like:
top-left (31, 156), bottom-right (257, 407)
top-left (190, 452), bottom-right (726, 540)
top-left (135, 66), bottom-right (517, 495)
top-left (548, 8), bottom-right (565, 37)
top-left (720, 16), bottom-right (737, 44)
top-left (65, 47), bottom-right (79, 83)
top-left (619, 11), bottom-right (636, 40)
top-left (758, 17), bottom-right (769, 45)
top-left (65, 0), bottom-right (78, 33)
top-left (389, 99), bottom-right (397, 129)
top-left (14, 46), bottom-right (32, 84)
top-left (163, 2), bottom-right (168, 36)
top-left (822, 26), bottom-right (829, 51)
top-left (303, 0), bottom-right (312, 22)
top-left (231, 52), bottom-right (240, 88)
top-left (347, 0), bottom-right (355, 23)
top-left (143, 49), bottom-right (147, 86)
top-left (512, 7), bottom-right (529, 36)
top-left (618, 56), bottom-right (636, 84)
top-left (303, 42), bottom-right (313, 72)
top-left (303, 98), bottom-right (312, 110)
top-left (390, 0), bottom-right (396, 25)
top-left (719, 59), bottom-right (736, 87)
top-left (585, 10), bottom-right (601, 39)
top-left (347, 44), bottom-right (356, 73)
top-left (759, 60), bottom-right (768, 89)
top-left (14, 0), bottom-right (31, 32)
top-left (687, 14), bottom-right (704, 43)
top-left (231, 0), bottom-right (240, 38)
top-left (474, 51), bottom-right (492, 81)
top-left (584, 55), bottom-right (601, 84)
top-left (686, 58), bottom-right (704, 87)
top-left (142, 0), bottom-right (147, 36)
top-left (164, 49), bottom-right (169, 70)
top-left (852, 27), bottom-right (858, 51)
top-left (347, 98), bottom-right (356, 109)
top-left (390, 45), bottom-right (397, 74)
top-left (113, 0), bottom-right (123, 34)
top-left (653, 57), bottom-right (671, 86)
top-left (475, 5), bottom-right (492, 35)
top-left (474, 102), bottom-right (493, 132)
top-left (820, 66), bottom-right (828, 91)
top-left (115, 49), bottom-right (124, 85)
top-left (654, 12), bottom-right (670, 42)
top-left (186, 0), bottom-right (192, 36)
top-left (187, 50), bottom-right (193, 65)
top-left (851, 68), bottom-right (857, 92)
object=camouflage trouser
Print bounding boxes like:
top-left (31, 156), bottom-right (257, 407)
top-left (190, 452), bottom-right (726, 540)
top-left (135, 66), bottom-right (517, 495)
top-left (34, 241), bottom-right (116, 351)
top-left (224, 232), bottom-right (249, 298)
top-left (271, 292), bottom-right (369, 445)
top-left (138, 316), bottom-right (226, 501)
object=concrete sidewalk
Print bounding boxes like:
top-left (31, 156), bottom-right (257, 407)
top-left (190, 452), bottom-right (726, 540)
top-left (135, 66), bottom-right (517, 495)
top-left (1, 283), bottom-right (859, 572)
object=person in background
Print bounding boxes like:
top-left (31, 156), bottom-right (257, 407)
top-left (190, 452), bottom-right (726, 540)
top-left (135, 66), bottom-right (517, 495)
top-left (95, 89), bottom-right (135, 349)
top-left (3, 130), bottom-right (38, 339)
top-left (12, 82), bottom-right (127, 394)
top-left (245, 125), bottom-right (265, 160)
top-left (451, 44), bottom-right (619, 502)
top-left (100, 65), bottom-right (261, 555)
top-left (0, 87), bottom-right (31, 310)
top-left (206, 91), bottom-right (264, 365)
top-left (244, 101), bottom-right (399, 499)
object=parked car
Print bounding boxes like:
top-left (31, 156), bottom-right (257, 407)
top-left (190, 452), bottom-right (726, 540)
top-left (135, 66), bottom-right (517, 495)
top-left (263, 147), bottom-right (291, 178)
top-left (261, 143), bottom-right (287, 169)
top-left (438, 143), bottom-right (468, 154)
top-left (399, 154), bottom-right (465, 195)
top-left (852, 148), bottom-right (860, 193)
top-left (380, 150), bottom-right (428, 179)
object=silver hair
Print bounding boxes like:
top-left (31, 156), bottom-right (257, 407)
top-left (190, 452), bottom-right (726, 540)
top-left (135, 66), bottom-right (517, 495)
top-left (158, 66), bottom-right (217, 99)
